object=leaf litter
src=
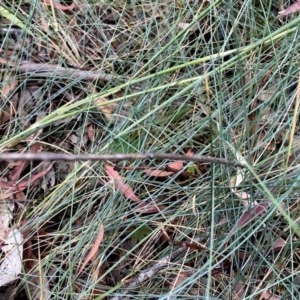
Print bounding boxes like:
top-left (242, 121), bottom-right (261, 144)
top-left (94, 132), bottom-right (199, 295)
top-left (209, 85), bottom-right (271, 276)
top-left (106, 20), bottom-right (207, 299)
top-left (279, 1), bottom-right (300, 17)
top-left (0, 1), bottom-right (299, 299)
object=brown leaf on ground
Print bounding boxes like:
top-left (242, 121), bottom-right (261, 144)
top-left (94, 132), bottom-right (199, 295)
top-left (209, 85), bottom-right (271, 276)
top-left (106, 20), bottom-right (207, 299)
top-left (1, 74), bottom-right (18, 96)
top-left (0, 109), bottom-right (11, 127)
top-left (16, 164), bottom-right (53, 191)
top-left (279, 1), bottom-right (300, 17)
top-left (144, 169), bottom-right (175, 177)
top-left (14, 191), bottom-right (26, 201)
top-left (0, 180), bottom-right (14, 190)
top-left (43, 0), bottom-right (75, 11)
top-left (0, 76), bottom-right (18, 134)
top-left (233, 280), bottom-right (245, 300)
top-left (0, 180), bottom-right (15, 201)
top-left (185, 150), bottom-right (194, 157)
top-left (144, 151), bottom-right (189, 177)
top-left (105, 165), bottom-right (140, 202)
top-left (86, 123), bottom-right (95, 142)
top-left (228, 203), bottom-right (266, 237)
top-left (8, 160), bottom-right (28, 182)
top-left (170, 270), bottom-right (190, 289)
top-left (168, 161), bottom-right (184, 172)
top-left (260, 290), bottom-right (280, 300)
top-left (94, 97), bottom-right (117, 122)
top-left (0, 163), bottom-right (53, 201)
top-left (271, 237), bottom-right (286, 251)
top-left (8, 143), bottom-right (43, 182)
top-left (77, 224), bottom-right (105, 276)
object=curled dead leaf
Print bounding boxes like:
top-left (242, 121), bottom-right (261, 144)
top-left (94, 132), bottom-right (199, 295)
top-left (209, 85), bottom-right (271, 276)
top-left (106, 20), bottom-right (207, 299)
top-left (77, 224), bottom-right (104, 276)
top-left (279, 1), bottom-right (300, 17)
top-left (105, 165), bottom-right (140, 202)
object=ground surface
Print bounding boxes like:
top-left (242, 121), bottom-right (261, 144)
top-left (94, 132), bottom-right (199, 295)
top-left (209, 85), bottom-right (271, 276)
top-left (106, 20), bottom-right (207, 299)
top-left (1, 1), bottom-right (300, 299)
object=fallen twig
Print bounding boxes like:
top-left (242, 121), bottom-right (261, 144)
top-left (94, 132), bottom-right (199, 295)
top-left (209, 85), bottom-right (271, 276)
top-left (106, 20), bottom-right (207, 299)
top-left (17, 62), bottom-right (119, 81)
top-left (0, 57), bottom-right (122, 82)
top-left (110, 246), bottom-right (187, 300)
top-left (0, 152), bottom-right (246, 168)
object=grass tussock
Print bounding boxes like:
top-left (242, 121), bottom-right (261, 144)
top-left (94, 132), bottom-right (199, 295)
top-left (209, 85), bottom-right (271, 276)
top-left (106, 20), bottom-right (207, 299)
top-left (1, 0), bottom-right (300, 299)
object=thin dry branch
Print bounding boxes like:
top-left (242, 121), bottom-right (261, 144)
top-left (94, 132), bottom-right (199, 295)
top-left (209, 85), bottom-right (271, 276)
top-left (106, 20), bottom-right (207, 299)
top-left (0, 58), bottom-right (122, 82)
top-left (16, 62), bottom-right (119, 81)
top-left (110, 246), bottom-right (187, 300)
top-left (0, 152), bottom-right (246, 168)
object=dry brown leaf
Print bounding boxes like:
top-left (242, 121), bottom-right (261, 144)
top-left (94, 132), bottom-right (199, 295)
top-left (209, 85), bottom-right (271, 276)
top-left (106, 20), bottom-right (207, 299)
top-left (0, 190), bottom-right (12, 201)
top-left (0, 163), bottom-right (51, 199)
top-left (95, 97), bottom-right (117, 122)
top-left (8, 160), bottom-right (28, 182)
top-left (144, 169), bottom-right (174, 177)
top-left (144, 160), bottom-right (183, 177)
top-left (0, 76), bottom-right (17, 131)
top-left (16, 164), bottom-right (53, 191)
top-left (168, 161), bottom-right (183, 172)
top-left (233, 280), bottom-right (245, 300)
top-left (0, 181), bottom-right (14, 201)
top-left (0, 181), bottom-right (14, 190)
top-left (1, 77), bottom-right (18, 99)
top-left (43, 0), bottom-right (75, 11)
top-left (8, 143), bottom-right (43, 182)
top-left (279, 1), bottom-right (300, 17)
top-left (228, 203), bottom-right (266, 238)
top-left (86, 123), bottom-right (95, 142)
top-left (77, 224), bottom-right (104, 276)
top-left (1, 163), bottom-right (55, 200)
top-left (105, 165), bottom-right (140, 202)
top-left (144, 150), bottom-right (192, 177)
top-left (14, 191), bottom-right (26, 201)
top-left (185, 149), bottom-right (194, 157)
top-left (260, 290), bottom-right (280, 300)
top-left (170, 270), bottom-right (190, 289)
top-left (272, 237), bottom-right (286, 251)
top-left (0, 110), bottom-right (11, 127)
